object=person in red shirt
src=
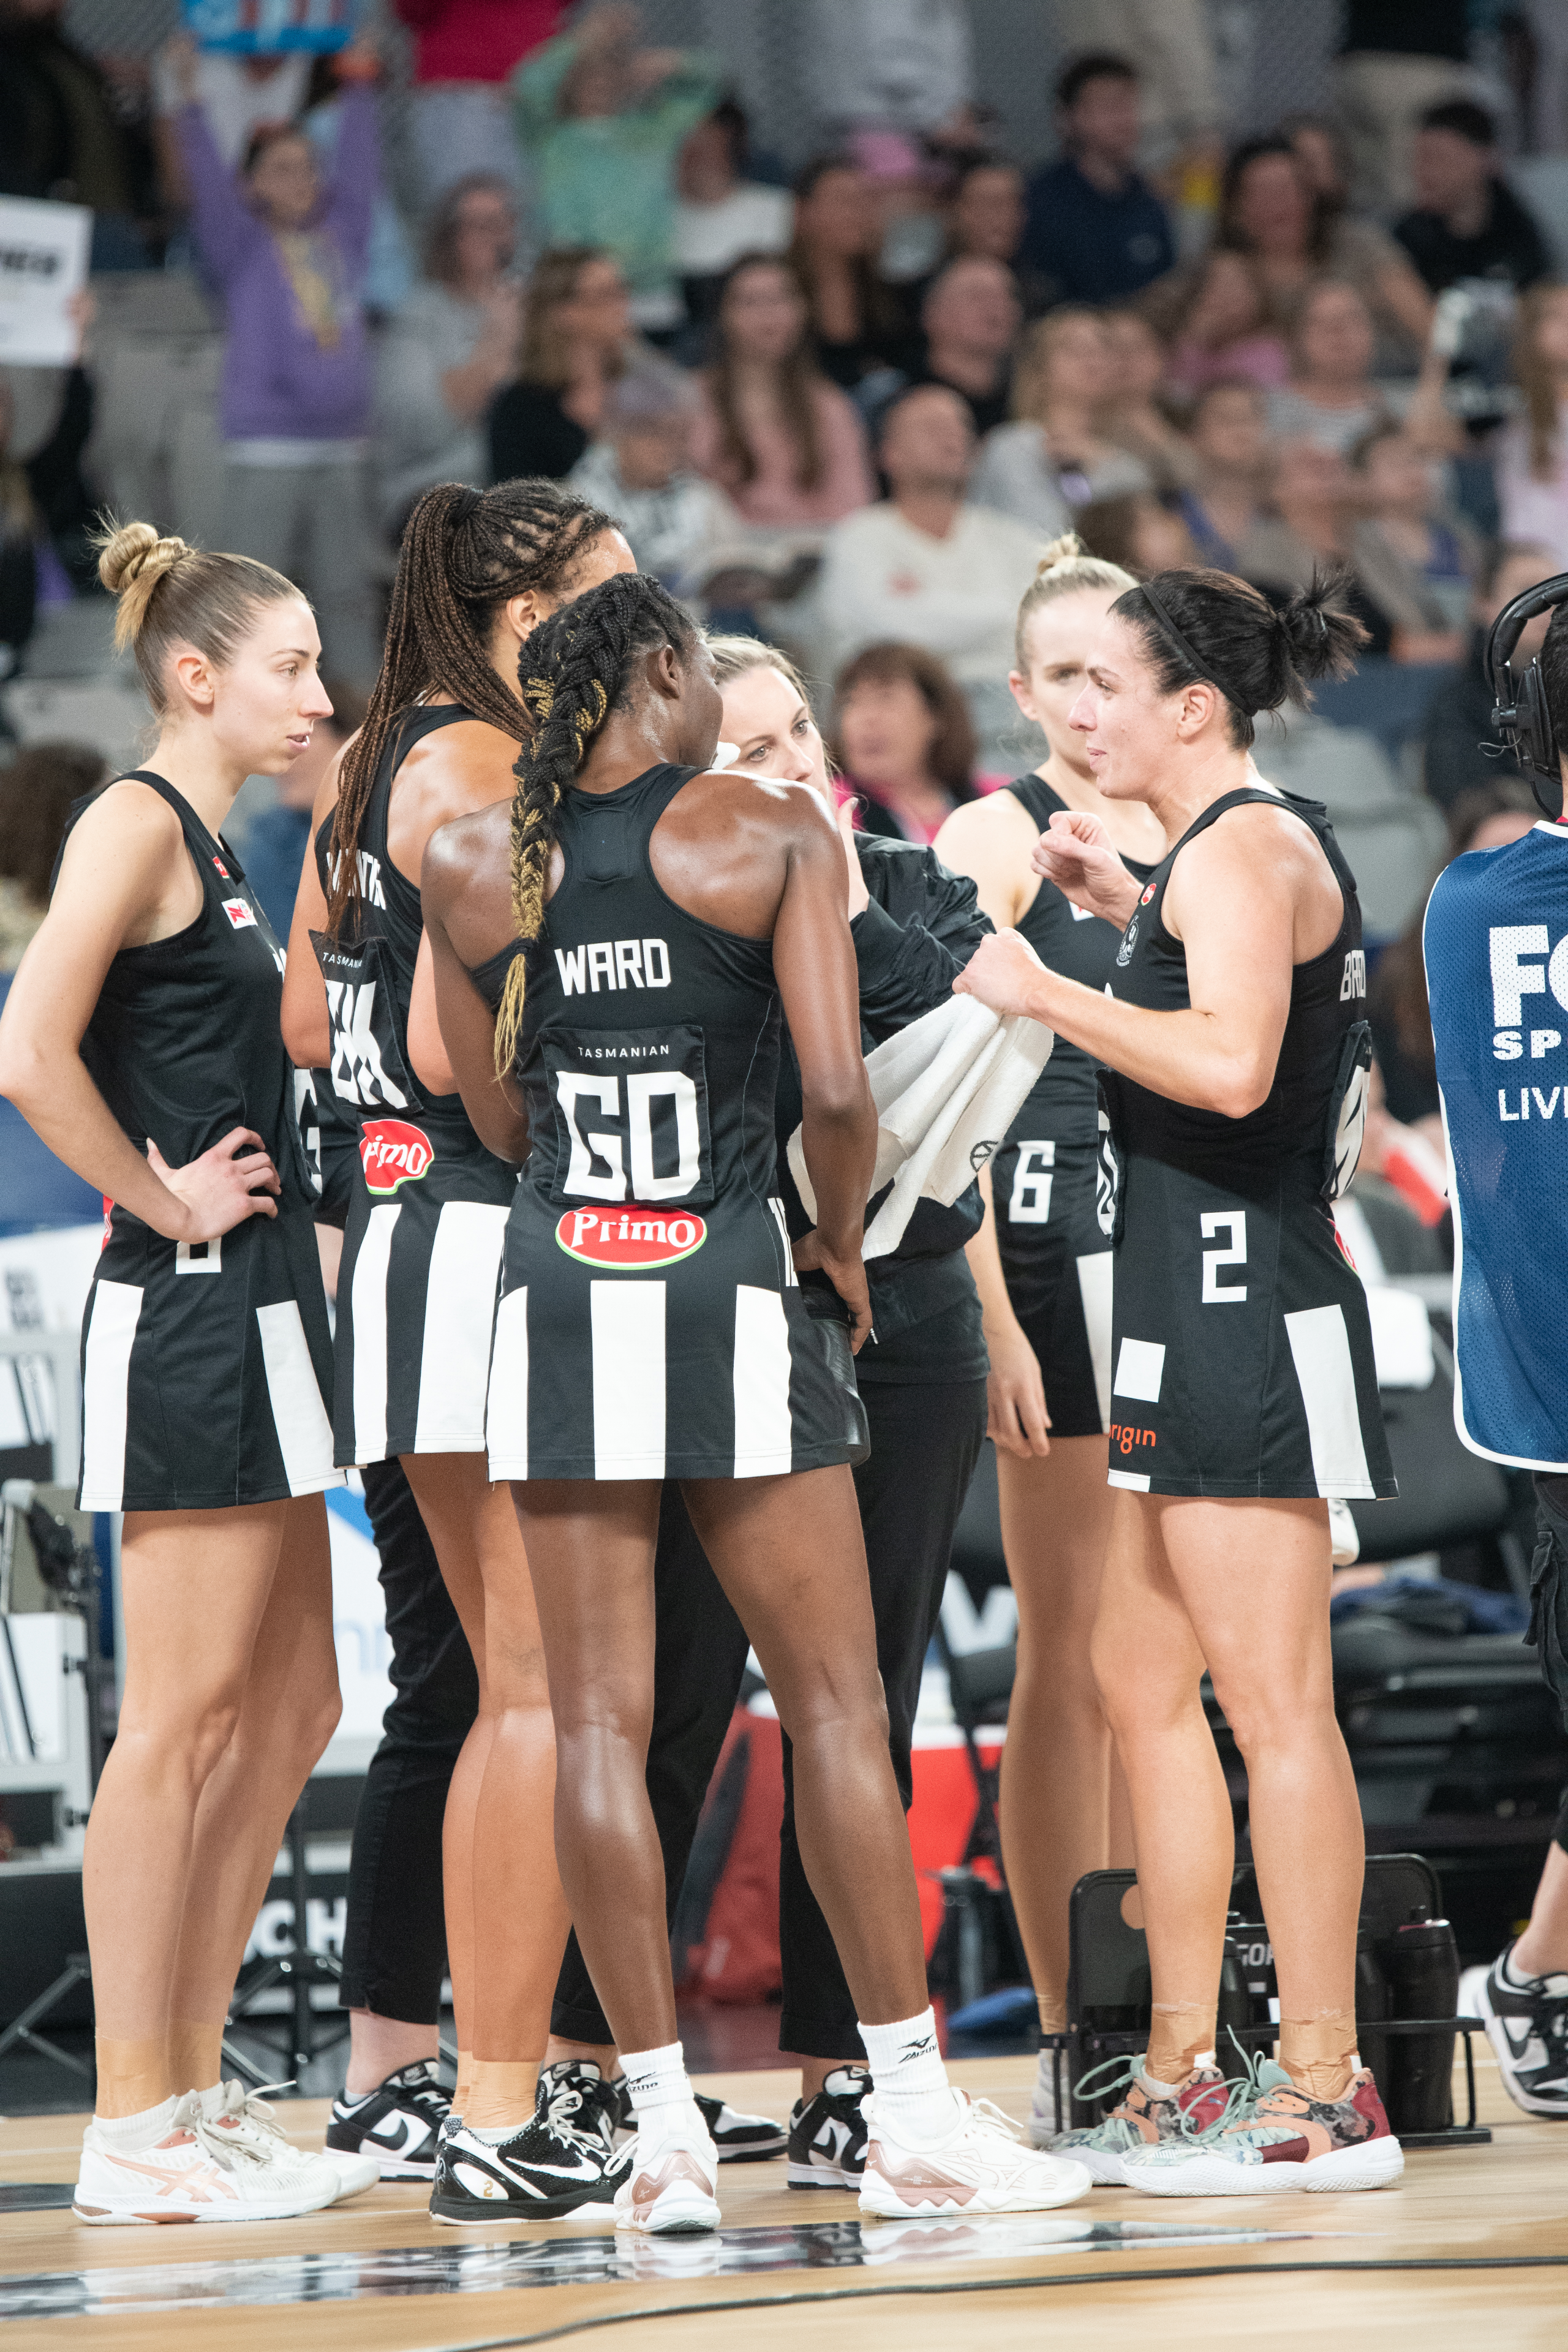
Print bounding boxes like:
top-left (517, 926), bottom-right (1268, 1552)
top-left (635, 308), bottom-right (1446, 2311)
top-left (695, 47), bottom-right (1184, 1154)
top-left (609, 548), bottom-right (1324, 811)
top-left (394, 0), bottom-right (564, 209)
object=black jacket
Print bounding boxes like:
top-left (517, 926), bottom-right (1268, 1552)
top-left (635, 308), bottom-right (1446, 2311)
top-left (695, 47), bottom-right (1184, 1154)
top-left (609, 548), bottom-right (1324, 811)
top-left (774, 833), bottom-right (992, 1349)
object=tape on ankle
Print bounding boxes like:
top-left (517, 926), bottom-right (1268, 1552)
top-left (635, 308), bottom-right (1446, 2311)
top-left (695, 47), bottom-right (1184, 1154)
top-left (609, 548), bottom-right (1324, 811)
top-left (94, 2036), bottom-right (173, 2113)
top-left (1147, 2002), bottom-right (1217, 2080)
top-left (1278, 2013), bottom-right (1359, 2097)
top-left (167, 2019), bottom-right (225, 2092)
top-left (465, 2059), bottom-right (538, 2129)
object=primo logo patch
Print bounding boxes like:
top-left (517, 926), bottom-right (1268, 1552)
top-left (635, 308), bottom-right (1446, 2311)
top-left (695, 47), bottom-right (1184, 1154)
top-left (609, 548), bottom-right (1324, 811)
top-left (556, 1207), bottom-right (706, 1267)
top-left (360, 1120), bottom-right (433, 1193)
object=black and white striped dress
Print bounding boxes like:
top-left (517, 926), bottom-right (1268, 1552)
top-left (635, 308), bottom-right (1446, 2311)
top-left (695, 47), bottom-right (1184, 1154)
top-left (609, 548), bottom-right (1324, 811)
top-left (311, 705), bottom-right (519, 1467)
top-left (483, 762), bottom-right (868, 1482)
top-left (75, 773), bottom-right (340, 1512)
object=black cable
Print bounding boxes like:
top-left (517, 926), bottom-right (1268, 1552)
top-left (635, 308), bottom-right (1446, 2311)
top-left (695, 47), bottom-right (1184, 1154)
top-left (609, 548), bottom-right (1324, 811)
top-left (417, 2254), bottom-right (1568, 2352)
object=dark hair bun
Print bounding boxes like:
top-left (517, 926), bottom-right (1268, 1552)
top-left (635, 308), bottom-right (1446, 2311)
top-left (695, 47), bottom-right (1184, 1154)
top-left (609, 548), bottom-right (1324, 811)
top-left (1111, 562), bottom-right (1368, 750)
top-left (1276, 567), bottom-right (1367, 685)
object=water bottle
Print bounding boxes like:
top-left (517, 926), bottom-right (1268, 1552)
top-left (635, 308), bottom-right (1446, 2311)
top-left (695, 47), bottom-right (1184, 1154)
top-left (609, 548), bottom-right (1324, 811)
top-left (1216, 1930), bottom-right (1251, 2070)
top-left (1381, 1918), bottom-right (1460, 2135)
top-left (1354, 1926), bottom-right (1393, 2113)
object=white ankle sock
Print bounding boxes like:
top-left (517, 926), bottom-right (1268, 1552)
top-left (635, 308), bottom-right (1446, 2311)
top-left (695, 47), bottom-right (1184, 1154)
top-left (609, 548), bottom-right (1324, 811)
top-left (858, 2008), bottom-right (956, 2146)
top-left (92, 2097), bottom-right (178, 2151)
top-left (1502, 1945), bottom-right (1539, 1989)
top-left (619, 2042), bottom-right (699, 2140)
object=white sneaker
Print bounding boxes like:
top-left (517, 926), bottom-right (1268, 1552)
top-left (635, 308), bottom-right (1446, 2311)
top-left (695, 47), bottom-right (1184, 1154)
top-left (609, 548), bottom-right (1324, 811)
top-left (1029, 2048), bottom-right (1062, 2148)
top-left (205, 2079), bottom-right (379, 2202)
top-left (74, 2092), bottom-right (341, 2225)
top-left (611, 2107), bottom-right (722, 2236)
top-left (859, 2089), bottom-right (1094, 2220)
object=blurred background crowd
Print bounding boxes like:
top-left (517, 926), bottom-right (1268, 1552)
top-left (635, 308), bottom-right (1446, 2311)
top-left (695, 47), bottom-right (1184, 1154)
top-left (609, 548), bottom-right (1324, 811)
top-left (6, 0), bottom-right (1568, 1085)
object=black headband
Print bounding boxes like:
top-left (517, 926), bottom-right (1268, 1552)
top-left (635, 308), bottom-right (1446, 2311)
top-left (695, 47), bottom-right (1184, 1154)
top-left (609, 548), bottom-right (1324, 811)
top-left (1138, 581), bottom-right (1251, 714)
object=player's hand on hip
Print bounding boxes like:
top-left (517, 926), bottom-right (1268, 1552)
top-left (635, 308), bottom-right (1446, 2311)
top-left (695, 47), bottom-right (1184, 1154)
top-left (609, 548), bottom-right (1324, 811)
top-left (1033, 809), bottom-right (1140, 927)
top-left (792, 1229), bottom-right (873, 1355)
top-left (953, 927), bottom-right (1046, 1022)
top-left (984, 1325), bottom-right (1051, 1457)
top-left (149, 1129), bottom-right (281, 1242)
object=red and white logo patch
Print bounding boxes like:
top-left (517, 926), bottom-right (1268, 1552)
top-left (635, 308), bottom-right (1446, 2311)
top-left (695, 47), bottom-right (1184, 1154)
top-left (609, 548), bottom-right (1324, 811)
top-left (1140, 883), bottom-right (1156, 905)
top-left (556, 1207), bottom-right (707, 1268)
top-left (360, 1119), bottom-right (434, 1193)
top-left (221, 897), bottom-right (256, 930)
top-left (213, 854), bottom-right (231, 878)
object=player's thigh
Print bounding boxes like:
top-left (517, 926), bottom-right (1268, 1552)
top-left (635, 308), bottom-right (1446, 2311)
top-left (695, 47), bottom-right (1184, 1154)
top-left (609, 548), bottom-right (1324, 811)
top-left (680, 1465), bottom-right (883, 1728)
top-left (508, 1478), bottom-right (663, 1744)
top-left (1155, 1496), bottom-right (1335, 1733)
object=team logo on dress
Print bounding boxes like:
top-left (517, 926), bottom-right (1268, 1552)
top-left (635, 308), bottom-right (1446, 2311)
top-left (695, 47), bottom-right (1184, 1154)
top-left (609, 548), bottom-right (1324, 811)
top-left (213, 854), bottom-right (230, 878)
top-left (1115, 919), bottom-right (1138, 967)
top-left (1140, 883), bottom-right (1156, 905)
top-left (360, 1119), bottom-right (434, 1192)
top-left (221, 897), bottom-right (257, 930)
top-left (556, 1207), bottom-right (707, 1267)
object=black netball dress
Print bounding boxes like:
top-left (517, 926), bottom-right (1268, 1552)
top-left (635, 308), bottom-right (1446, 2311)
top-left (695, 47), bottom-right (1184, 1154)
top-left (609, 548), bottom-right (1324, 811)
top-left (1099, 785), bottom-right (1395, 1501)
top-left (311, 704), bottom-right (519, 1467)
top-left (75, 774), bottom-right (339, 1513)
top-left (485, 763), bottom-right (869, 1481)
top-left (992, 775), bottom-right (1155, 1438)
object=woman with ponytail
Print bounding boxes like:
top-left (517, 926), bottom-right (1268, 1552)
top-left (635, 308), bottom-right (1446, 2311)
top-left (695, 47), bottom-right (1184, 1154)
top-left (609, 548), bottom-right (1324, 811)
top-left (422, 569), bottom-right (1092, 2234)
top-left (958, 568), bottom-right (1403, 2195)
top-left (279, 476), bottom-right (635, 2203)
top-left (934, 536), bottom-right (1166, 2147)
top-left (0, 524), bottom-right (364, 2223)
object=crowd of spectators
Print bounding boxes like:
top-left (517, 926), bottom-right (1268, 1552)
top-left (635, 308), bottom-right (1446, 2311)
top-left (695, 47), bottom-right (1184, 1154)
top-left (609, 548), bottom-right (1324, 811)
top-left (2, 0), bottom-right (1568, 941)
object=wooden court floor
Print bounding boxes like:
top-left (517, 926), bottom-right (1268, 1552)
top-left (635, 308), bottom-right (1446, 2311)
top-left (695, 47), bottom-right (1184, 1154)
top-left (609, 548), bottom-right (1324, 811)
top-left (0, 2054), bottom-right (1563, 2351)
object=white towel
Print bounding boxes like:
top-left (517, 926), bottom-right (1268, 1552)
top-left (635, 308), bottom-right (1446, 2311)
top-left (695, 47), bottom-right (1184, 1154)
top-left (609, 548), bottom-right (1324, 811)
top-left (788, 991), bottom-right (1054, 1260)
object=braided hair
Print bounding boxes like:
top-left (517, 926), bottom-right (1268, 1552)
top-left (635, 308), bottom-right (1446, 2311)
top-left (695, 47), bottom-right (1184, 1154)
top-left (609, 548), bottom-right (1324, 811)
top-left (325, 476), bottom-right (617, 934)
top-left (494, 571), bottom-right (698, 1072)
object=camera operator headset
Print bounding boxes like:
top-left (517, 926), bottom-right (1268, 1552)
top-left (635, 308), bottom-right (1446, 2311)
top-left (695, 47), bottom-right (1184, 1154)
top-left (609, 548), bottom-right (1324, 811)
top-left (1422, 570), bottom-right (1568, 1722)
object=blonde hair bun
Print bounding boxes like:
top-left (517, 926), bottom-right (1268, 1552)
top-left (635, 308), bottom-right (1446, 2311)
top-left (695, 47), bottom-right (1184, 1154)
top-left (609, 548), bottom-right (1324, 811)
top-left (1037, 532), bottom-right (1087, 575)
top-left (96, 519), bottom-right (194, 651)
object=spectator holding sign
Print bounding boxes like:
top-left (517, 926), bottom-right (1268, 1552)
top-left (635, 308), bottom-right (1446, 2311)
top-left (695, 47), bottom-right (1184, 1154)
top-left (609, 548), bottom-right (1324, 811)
top-left (163, 28), bottom-right (382, 688)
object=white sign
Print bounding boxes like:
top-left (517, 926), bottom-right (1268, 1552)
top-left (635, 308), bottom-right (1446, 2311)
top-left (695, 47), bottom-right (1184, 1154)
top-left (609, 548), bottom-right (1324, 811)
top-left (0, 198), bottom-right (90, 368)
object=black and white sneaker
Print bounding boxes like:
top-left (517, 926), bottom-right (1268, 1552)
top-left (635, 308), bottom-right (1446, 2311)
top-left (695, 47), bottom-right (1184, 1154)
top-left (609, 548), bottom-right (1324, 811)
top-left (694, 2091), bottom-right (786, 2161)
top-left (787, 2065), bottom-right (870, 2187)
top-left (600, 2071), bottom-right (785, 2162)
top-left (1461, 1946), bottom-right (1568, 2117)
top-left (430, 2062), bottom-right (629, 2223)
top-left (326, 2061), bottom-right (451, 2180)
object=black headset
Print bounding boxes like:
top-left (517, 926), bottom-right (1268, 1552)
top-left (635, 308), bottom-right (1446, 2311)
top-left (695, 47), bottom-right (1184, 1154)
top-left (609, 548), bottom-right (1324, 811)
top-left (1486, 568), bottom-right (1568, 816)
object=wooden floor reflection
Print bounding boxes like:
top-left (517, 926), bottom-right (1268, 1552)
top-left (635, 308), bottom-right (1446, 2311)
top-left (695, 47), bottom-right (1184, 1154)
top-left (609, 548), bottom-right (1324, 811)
top-left (1, 2054), bottom-right (1562, 2350)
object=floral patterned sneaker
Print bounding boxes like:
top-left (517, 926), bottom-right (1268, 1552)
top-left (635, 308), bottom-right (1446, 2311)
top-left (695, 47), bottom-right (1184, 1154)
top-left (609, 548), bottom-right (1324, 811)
top-left (1123, 2057), bottom-right (1403, 2196)
top-left (1050, 2054), bottom-right (1230, 2185)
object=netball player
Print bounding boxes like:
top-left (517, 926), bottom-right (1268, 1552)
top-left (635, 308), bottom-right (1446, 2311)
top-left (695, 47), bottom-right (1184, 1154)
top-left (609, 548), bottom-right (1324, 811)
top-left (280, 478), bottom-right (638, 2201)
top-left (423, 571), bottom-right (1090, 2231)
top-left (934, 539), bottom-right (1164, 2144)
top-left (0, 524), bottom-right (363, 2221)
top-left (957, 567), bottom-right (1404, 2193)
top-left (541, 634), bottom-right (994, 2191)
